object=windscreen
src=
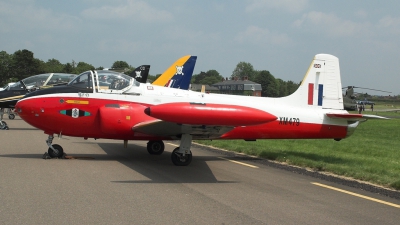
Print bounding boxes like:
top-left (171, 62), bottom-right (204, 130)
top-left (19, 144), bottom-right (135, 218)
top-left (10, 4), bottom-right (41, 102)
top-left (68, 71), bottom-right (93, 90)
top-left (96, 70), bottom-right (134, 92)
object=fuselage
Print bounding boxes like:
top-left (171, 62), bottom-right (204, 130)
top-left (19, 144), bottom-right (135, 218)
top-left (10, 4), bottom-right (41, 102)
top-left (16, 81), bottom-right (350, 141)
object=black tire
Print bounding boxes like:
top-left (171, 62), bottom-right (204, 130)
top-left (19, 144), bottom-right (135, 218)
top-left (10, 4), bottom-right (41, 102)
top-left (0, 121), bottom-right (7, 130)
top-left (147, 141), bottom-right (165, 155)
top-left (48, 144), bottom-right (64, 158)
top-left (171, 147), bottom-right (192, 166)
top-left (8, 114), bottom-right (15, 120)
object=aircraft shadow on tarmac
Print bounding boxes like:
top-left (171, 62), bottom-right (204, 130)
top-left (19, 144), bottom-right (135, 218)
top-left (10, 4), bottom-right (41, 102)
top-left (0, 153), bottom-right (46, 159)
top-left (97, 142), bottom-right (238, 184)
top-left (5, 128), bottom-right (40, 131)
top-left (0, 142), bottom-right (238, 184)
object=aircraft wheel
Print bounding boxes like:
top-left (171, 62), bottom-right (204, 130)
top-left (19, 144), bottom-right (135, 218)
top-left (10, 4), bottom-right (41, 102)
top-left (48, 144), bottom-right (64, 158)
top-left (8, 114), bottom-right (15, 120)
top-left (147, 140), bottom-right (165, 155)
top-left (0, 121), bottom-right (7, 130)
top-left (171, 147), bottom-right (192, 166)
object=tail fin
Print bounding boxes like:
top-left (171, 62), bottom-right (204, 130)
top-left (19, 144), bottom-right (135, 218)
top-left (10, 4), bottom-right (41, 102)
top-left (285, 54), bottom-right (343, 110)
top-left (152, 55), bottom-right (197, 90)
top-left (129, 65), bottom-right (150, 83)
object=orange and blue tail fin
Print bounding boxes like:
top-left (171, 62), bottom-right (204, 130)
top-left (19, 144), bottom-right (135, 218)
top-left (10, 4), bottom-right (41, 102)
top-left (152, 55), bottom-right (197, 90)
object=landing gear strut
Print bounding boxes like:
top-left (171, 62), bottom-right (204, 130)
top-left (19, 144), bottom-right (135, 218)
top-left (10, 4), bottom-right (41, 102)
top-left (0, 121), bottom-right (8, 130)
top-left (8, 109), bottom-right (16, 120)
top-left (0, 108), bottom-right (9, 130)
top-left (147, 140), bottom-right (165, 155)
top-left (46, 135), bottom-right (64, 158)
top-left (171, 134), bottom-right (193, 166)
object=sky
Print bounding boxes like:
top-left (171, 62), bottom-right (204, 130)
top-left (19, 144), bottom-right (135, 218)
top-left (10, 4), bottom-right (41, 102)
top-left (1, 0), bottom-right (399, 95)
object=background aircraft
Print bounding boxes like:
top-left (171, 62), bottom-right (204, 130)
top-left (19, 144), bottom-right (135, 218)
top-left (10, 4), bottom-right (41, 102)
top-left (21, 55), bottom-right (196, 100)
top-left (16, 54), bottom-right (387, 166)
top-left (152, 55), bottom-right (197, 89)
top-left (0, 73), bottom-right (77, 130)
top-left (342, 86), bottom-right (391, 111)
top-left (128, 65), bottom-right (150, 83)
top-left (0, 82), bottom-right (16, 91)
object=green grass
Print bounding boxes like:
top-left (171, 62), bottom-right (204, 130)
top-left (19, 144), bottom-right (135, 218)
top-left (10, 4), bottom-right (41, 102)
top-left (195, 114), bottom-right (400, 190)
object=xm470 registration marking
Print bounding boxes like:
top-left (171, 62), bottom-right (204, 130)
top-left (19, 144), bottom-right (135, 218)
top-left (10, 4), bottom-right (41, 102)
top-left (279, 117), bottom-right (300, 126)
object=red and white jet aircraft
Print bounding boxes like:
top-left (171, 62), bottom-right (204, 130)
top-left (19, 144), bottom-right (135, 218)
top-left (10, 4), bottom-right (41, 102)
top-left (15, 54), bottom-right (386, 166)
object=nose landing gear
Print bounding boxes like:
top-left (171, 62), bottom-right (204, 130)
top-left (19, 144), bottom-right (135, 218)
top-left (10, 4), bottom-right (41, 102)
top-left (46, 135), bottom-right (64, 158)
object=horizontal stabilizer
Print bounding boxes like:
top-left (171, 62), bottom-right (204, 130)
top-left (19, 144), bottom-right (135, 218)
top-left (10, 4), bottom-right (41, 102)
top-left (326, 113), bottom-right (389, 120)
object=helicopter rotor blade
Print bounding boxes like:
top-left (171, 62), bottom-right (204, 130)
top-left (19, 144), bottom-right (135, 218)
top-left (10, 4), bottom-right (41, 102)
top-left (353, 87), bottom-right (392, 93)
top-left (342, 86), bottom-right (391, 93)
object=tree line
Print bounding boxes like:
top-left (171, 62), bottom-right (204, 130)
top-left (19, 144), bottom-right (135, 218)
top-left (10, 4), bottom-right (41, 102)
top-left (0, 49), bottom-right (299, 97)
top-left (191, 62), bottom-right (299, 97)
top-left (0, 49), bottom-right (132, 85)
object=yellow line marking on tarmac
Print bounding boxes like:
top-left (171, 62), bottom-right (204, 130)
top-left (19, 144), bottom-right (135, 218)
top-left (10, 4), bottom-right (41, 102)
top-left (218, 157), bottom-right (259, 168)
top-left (166, 143), bottom-right (258, 168)
top-left (312, 182), bottom-right (400, 208)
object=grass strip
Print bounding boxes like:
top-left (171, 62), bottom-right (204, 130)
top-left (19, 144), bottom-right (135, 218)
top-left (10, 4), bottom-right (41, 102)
top-left (195, 111), bottom-right (400, 190)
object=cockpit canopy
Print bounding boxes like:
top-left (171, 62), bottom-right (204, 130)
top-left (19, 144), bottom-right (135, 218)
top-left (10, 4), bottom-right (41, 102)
top-left (68, 70), bottom-right (139, 93)
top-left (23, 73), bottom-right (77, 90)
top-left (1, 73), bottom-right (77, 92)
top-left (7, 81), bottom-right (25, 91)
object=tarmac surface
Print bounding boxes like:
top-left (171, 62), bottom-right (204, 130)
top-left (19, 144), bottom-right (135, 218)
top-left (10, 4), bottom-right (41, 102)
top-left (1, 118), bottom-right (399, 224)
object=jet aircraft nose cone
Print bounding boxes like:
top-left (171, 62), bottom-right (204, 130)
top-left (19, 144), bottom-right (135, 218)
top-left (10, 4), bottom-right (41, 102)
top-left (15, 100), bottom-right (25, 114)
top-left (15, 98), bottom-right (40, 121)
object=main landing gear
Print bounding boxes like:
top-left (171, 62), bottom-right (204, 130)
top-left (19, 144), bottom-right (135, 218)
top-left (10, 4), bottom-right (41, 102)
top-left (147, 134), bottom-right (193, 166)
top-left (147, 140), bottom-right (165, 155)
top-left (171, 134), bottom-right (192, 166)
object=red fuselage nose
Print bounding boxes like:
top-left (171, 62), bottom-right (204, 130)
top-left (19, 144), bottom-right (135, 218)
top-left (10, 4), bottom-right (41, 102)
top-left (15, 96), bottom-right (159, 140)
top-left (16, 96), bottom-right (99, 136)
top-left (16, 97), bottom-right (52, 133)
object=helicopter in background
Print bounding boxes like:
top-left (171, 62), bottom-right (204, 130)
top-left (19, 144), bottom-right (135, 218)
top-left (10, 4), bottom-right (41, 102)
top-left (343, 86), bottom-right (392, 111)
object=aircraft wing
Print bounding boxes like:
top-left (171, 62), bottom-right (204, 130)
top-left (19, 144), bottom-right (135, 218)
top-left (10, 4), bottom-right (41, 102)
top-left (132, 102), bottom-right (277, 139)
top-left (326, 113), bottom-right (389, 121)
